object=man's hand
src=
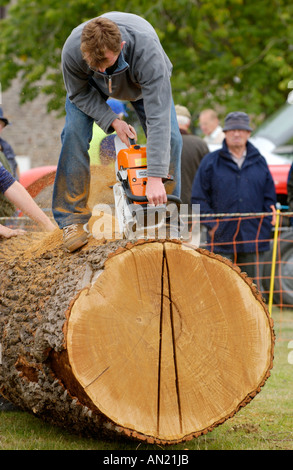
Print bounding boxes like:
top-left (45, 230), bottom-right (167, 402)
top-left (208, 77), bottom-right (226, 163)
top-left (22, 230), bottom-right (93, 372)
top-left (270, 204), bottom-right (276, 226)
top-left (208, 225), bottom-right (218, 238)
top-left (146, 176), bottom-right (167, 206)
top-left (111, 120), bottom-right (166, 206)
top-left (112, 118), bottom-right (137, 146)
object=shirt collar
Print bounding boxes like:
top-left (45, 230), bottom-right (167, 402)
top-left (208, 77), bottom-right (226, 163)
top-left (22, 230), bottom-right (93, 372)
top-left (210, 125), bottom-right (223, 139)
top-left (229, 149), bottom-right (247, 168)
top-left (105, 49), bottom-right (129, 75)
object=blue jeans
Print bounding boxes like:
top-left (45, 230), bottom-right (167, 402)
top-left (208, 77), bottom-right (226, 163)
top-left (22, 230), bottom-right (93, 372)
top-left (52, 96), bottom-right (182, 228)
top-left (217, 252), bottom-right (257, 281)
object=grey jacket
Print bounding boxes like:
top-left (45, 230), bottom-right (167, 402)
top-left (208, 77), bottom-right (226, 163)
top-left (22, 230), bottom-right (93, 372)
top-left (62, 12), bottom-right (173, 177)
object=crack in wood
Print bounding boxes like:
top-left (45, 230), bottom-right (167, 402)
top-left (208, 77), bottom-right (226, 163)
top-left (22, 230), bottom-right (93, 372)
top-left (84, 366), bottom-right (110, 389)
top-left (156, 251), bottom-right (164, 434)
top-left (157, 245), bottom-right (182, 435)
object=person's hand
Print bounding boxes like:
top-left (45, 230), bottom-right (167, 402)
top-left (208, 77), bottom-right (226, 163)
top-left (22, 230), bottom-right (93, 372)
top-left (208, 225), bottom-right (218, 238)
top-left (112, 119), bottom-right (137, 146)
top-left (0, 226), bottom-right (26, 239)
top-left (270, 204), bottom-right (276, 226)
top-left (145, 177), bottom-right (167, 206)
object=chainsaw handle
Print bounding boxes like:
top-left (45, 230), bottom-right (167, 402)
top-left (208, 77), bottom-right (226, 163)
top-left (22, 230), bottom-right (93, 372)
top-left (124, 187), bottom-right (182, 206)
top-left (166, 195), bottom-right (182, 205)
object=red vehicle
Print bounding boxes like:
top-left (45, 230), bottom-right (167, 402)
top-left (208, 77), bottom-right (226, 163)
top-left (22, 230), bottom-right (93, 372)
top-left (268, 163), bottom-right (290, 206)
top-left (19, 165), bottom-right (57, 198)
top-left (251, 102), bottom-right (293, 205)
top-left (248, 103), bottom-right (293, 305)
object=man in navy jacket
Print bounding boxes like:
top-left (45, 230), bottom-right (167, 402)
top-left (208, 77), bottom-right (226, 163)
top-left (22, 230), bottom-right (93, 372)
top-left (191, 111), bottom-right (276, 279)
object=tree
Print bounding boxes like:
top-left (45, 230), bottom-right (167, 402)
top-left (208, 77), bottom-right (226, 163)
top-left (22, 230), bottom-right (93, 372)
top-left (1, 0), bottom-right (293, 124)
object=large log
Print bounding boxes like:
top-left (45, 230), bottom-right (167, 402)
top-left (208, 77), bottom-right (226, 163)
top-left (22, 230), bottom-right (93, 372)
top-left (0, 227), bottom-right (274, 445)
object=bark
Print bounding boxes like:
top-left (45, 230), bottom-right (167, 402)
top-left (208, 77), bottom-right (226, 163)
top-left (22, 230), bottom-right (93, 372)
top-left (0, 230), bottom-right (275, 445)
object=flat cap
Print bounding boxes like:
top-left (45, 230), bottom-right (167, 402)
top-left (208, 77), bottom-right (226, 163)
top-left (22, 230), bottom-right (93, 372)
top-left (175, 105), bottom-right (191, 119)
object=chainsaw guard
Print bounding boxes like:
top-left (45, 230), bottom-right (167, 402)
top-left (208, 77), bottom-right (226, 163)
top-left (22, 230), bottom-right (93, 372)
top-left (113, 182), bottom-right (167, 239)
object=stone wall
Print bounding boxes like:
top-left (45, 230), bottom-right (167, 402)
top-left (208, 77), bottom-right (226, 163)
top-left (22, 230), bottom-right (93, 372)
top-left (1, 78), bottom-right (64, 170)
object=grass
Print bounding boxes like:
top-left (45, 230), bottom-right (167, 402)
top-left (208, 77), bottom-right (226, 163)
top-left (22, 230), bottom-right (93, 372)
top-left (0, 308), bottom-right (292, 451)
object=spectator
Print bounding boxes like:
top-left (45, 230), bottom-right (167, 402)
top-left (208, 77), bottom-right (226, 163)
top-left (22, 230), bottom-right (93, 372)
top-left (89, 98), bottom-right (128, 165)
top-left (52, 12), bottom-right (182, 252)
top-left (191, 111), bottom-right (277, 280)
top-left (0, 162), bottom-right (56, 238)
top-left (0, 150), bottom-right (17, 218)
top-left (0, 108), bottom-right (19, 180)
top-left (175, 105), bottom-right (208, 215)
top-left (199, 109), bottom-right (225, 146)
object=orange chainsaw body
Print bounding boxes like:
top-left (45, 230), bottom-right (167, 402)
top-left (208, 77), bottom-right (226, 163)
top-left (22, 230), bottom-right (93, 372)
top-left (116, 144), bottom-right (148, 204)
top-left (114, 136), bottom-right (182, 238)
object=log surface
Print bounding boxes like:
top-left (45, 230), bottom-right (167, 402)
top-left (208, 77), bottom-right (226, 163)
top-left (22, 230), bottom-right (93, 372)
top-left (0, 233), bottom-right (274, 444)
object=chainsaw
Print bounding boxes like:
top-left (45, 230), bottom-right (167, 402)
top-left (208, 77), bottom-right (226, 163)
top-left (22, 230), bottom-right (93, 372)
top-left (113, 136), bottom-right (182, 239)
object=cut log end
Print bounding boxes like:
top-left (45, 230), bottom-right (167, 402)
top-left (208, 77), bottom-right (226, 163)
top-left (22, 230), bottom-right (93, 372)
top-left (64, 241), bottom-right (274, 445)
top-left (0, 233), bottom-right (274, 444)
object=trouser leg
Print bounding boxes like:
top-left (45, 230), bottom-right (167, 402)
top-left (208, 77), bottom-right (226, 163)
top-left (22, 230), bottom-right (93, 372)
top-left (217, 252), bottom-right (256, 280)
top-left (52, 96), bottom-right (94, 229)
top-left (236, 252), bottom-right (256, 280)
top-left (169, 101), bottom-right (182, 198)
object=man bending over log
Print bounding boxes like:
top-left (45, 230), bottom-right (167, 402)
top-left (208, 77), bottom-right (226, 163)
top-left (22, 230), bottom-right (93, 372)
top-left (52, 12), bottom-right (182, 252)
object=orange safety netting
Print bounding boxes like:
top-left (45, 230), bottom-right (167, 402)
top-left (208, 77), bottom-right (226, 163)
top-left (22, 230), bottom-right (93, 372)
top-left (2, 210), bottom-right (293, 341)
top-left (195, 210), bottom-right (293, 340)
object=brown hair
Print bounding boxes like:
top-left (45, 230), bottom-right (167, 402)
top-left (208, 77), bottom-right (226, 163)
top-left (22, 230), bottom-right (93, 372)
top-left (80, 18), bottom-right (122, 69)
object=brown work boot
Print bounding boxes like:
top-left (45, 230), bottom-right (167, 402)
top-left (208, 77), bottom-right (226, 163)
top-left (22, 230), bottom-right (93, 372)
top-left (63, 223), bottom-right (89, 252)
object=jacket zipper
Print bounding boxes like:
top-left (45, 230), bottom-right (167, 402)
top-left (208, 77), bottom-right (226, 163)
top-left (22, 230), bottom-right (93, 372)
top-left (90, 65), bottom-right (129, 95)
top-left (104, 65), bottom-right (128, 94)
top-left (108, 75), bottom-right (112, 94)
